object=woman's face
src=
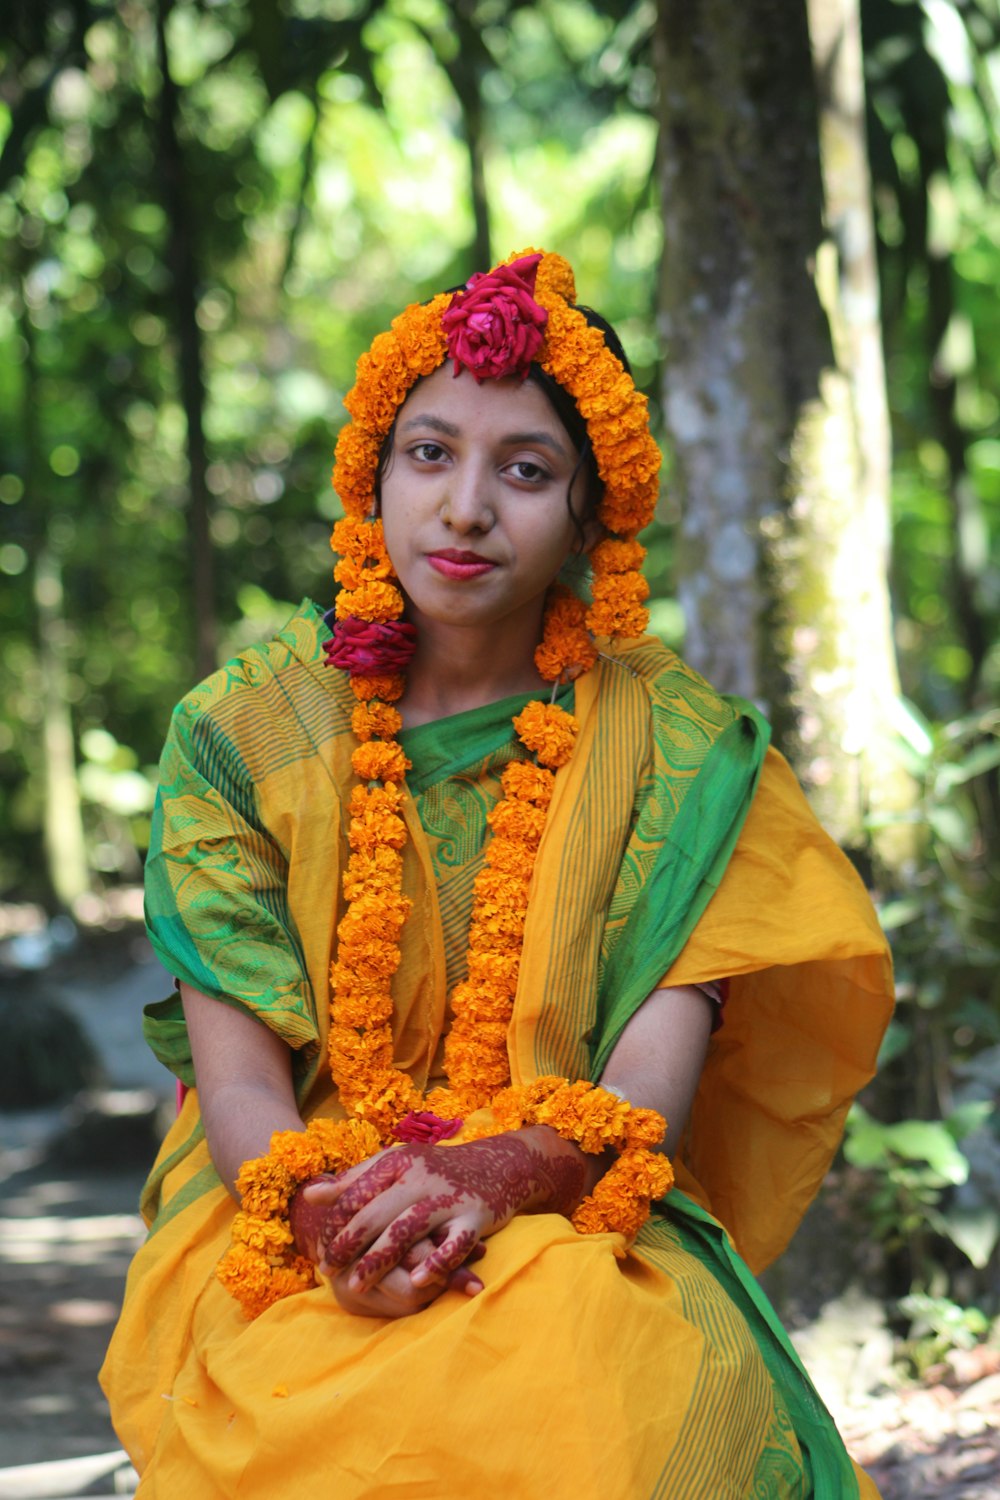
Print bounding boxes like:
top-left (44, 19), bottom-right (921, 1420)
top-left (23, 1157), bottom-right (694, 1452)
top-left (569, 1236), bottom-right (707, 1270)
top-left (379, 364), bottom-right (598, 642)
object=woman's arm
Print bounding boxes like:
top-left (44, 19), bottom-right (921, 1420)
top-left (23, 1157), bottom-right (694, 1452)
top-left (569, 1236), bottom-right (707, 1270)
top-left (181, 982), bottom-right (304, 1196)
top-left (304, 982), bottom-right (715, 1316)
top-left (184, 977), bottom-right (713, 1317)
top-left (598, 981), bottom-right (715, 1158)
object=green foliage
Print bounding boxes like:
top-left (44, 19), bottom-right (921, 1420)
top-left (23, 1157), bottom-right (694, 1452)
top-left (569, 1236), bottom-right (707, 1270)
top-left (0, 0), bottom-right (661, 902)
top-left (858, 699), bottom-right (1000, 1306)
top-left (896, 1291), bottom-right (990, 1376)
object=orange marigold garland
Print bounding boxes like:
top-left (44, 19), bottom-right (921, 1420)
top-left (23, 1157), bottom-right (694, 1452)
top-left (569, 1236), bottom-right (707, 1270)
top-left (219, 251), bottom-right (674, 1318)
top-left (218, 1117), bottom-right (384, 1319)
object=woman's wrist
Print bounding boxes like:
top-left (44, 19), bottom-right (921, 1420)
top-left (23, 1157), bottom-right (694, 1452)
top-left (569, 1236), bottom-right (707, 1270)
top-left (514, 1124), bottom-right (609, 1218)
top-left (288, 1175), bottom-right (336, 1261)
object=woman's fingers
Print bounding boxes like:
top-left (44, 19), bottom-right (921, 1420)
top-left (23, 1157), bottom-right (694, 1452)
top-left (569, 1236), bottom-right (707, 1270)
top-left (402, 1231), bottom-right (485, 1296)
top-left (340, 1198), bottom-right (440, 1288)
top-left (298, 1171), bottom-right (347, 1205)
top-left (409, 1222), bottom-right (482, 1287)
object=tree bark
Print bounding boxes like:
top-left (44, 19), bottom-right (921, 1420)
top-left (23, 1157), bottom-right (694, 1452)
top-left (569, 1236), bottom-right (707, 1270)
top-left (155, 0), bottom-right (217, 680)
top-left (655, 0), bottom-right (914, 861)
top-left (19, 275), bottom-right (89, 908)
top-left (433, 4), bottom-right (492, 274)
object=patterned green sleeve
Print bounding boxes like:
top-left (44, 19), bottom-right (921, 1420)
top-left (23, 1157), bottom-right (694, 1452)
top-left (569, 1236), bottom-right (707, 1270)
top-left (142, 692), bottom-right (319, 1083)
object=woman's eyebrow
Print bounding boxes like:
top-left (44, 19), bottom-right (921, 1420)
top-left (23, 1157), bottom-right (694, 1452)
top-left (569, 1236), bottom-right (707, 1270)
top-left (502, 429), bottom-right (570, 456)
top-left (399, 413), bottom-right (569, 456)
top-left (399, 414), bottom-right (461, 437)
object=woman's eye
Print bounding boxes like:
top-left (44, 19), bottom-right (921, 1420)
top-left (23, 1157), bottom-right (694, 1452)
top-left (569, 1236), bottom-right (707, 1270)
top-left (508, 460), bottom-right (549, 483)
top-left (411, 442), bottom-right (447, 463)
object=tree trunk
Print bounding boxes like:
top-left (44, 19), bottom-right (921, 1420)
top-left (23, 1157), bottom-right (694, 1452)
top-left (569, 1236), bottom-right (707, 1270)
top-left (654, 0), bottom-right (914, 863)
top-left (437, 6), bottom-right (492, 274)
top-left (155, 0), bottom-right (217, 680)
top-left (36, 549), bottom-right (90, 908)
top-left (19, 277), bottom-right (89, 908)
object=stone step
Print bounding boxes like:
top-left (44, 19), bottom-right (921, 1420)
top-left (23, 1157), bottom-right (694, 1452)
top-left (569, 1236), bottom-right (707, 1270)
top-left (0, 1449), bottom-right (137, 1499)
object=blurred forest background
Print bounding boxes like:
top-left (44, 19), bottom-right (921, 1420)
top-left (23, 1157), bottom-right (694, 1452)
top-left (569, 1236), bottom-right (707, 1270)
top-left (0, 0), bottom-right (998, 1369)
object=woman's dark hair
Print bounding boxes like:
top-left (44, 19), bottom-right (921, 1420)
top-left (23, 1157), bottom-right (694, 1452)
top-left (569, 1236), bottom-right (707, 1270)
top-left (374, 301), bottom-right (632, 548)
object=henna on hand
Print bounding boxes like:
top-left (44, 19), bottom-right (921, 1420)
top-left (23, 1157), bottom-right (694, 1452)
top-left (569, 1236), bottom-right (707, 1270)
top-left (319, 1131), bottom-right (587, 1291)
top-left (292, 1128), bottom-right (591, 1308)
top-left (289, 1174), bottom-right (342, 1264)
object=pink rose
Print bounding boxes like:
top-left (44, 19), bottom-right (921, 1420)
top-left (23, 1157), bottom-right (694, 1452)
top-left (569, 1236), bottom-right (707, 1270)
top-left (442, 254), bottom-right (548, 383)
top-left (394, 1110), bottom-right (464, 1145)
top-left (323, 615), bottom-right (418, 676)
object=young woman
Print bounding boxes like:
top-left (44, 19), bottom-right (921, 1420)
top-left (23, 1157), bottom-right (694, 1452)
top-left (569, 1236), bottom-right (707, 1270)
top-left (102, 251), bottom-right (893, 1497)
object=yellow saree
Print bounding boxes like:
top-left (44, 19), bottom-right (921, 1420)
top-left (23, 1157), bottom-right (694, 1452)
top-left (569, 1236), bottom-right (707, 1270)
top-left (101, 605), bottom-right (891, 1498)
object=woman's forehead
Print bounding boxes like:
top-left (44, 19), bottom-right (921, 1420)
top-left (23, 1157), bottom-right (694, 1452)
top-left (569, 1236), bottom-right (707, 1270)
top-left (398, 364), bottom-right (575, 446)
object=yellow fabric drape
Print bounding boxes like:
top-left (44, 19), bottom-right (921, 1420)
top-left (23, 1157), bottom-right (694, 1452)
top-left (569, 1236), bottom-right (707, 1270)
top-left (102, 617), bottom-right (891, 1497)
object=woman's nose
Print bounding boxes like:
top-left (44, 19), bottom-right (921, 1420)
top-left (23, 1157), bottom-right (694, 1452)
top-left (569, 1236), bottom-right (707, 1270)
top-left (440, 462), bottom-right (494, 533)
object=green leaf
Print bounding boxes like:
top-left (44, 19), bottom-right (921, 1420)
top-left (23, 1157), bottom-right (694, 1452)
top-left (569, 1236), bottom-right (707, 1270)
top-left (877, 896), bottom-right (924, 930)
top-left (927, 802), bottom-right (975, 852)
top-left (944, 1099), bottom-right (994, 1141)
top-left (942, 1205), bottom-right (1000, 1269)
top-left (884, 1120), bottom-right (970, 1184)
top-left (935, 739), bottom-right (1000, 792)
top-left (888, 695), bottom-right (934, 760)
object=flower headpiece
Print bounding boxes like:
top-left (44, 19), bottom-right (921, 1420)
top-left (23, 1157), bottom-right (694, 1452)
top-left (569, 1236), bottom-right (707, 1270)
top-left (217, 254), bottom-right (672, 1319)
top-left (329, 249), bottom-right (660, 660)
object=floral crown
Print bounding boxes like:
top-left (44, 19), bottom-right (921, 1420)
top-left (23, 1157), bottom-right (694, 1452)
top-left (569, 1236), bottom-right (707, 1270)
top-left (327, 250), bottom-right (660, 676)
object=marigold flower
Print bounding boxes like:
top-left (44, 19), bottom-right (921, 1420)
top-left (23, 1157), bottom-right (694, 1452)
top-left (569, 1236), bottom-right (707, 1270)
top-left (485, 836), bottom-right (539, 876)
top-left (499, 761), bottom-right (555, 807)
top-left (534, 585), bottom-right (598, 684)
top-left (589, 538), bottom-right (646, 575)
top-left (328, 1022), bottom-right (396, 1076)
top-left (587, 598), bottom-right (650, 641)
top-left (471, 866), bottom-right (532, 908)
top-left (533, 249), bottom-right (576, 302)
top-left (230, 1211), bottom-right (295, 1254)
top-left (234, 1155), bottom-right (296, 1218)
top-left (330, 982), bottom-right (394, 1030)
top-left (351, 740), bottom-right (410, 784)
top-left (332, 425), bottom-right (382, 519)
top-left (331, 515), bottom-right (388, 562)
top-left (513, 701), bottom-right (579, 769)
top-left (391, 296), bottom-right (450, 376)
top-left (486, 798), bottom-right (548, 847)
top-left (351, 702), bottom-right (403, 742)
top-left (334, 578), bottom-right (404, 625)
top-left (349, 673), bottom-right (405, 703)
top-left (341, 849), bottom-right (406, 902)
top-left (465, 948), bottom-right (521, 994)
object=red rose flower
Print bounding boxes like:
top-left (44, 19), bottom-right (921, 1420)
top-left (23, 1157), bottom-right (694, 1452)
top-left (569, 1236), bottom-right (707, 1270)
top-left (323, 615), bottom-right (418, 676)
top-left (442, 254), bottom-right (548, 383)
top-left (394, 1110), bottom-right (464, 1145)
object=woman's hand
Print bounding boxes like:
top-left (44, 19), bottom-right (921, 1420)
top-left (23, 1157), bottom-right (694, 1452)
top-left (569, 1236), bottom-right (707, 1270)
top-left (291, 1179), bottom-right (486, 1318)
top-left (330, 1234), bottom-right (487, 1320)
top-left (291, 1127), bottom-right (588, 1317)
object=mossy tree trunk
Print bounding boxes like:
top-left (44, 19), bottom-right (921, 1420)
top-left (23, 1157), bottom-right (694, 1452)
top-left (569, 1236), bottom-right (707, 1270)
top-left (654, 0), bottom-right (914, 867)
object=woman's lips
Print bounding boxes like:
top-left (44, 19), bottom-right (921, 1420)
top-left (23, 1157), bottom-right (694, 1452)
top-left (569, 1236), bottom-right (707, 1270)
top-left (426, 550), bottom-right (497, 580)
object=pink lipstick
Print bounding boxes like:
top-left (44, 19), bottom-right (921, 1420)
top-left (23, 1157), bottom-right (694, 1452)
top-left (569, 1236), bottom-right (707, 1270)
top-left (427, 550), bottom-right (497, 580)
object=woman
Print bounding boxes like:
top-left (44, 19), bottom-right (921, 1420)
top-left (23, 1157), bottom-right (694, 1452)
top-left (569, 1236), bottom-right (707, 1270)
top-left (102, 251), bottom-right (892, 1497)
